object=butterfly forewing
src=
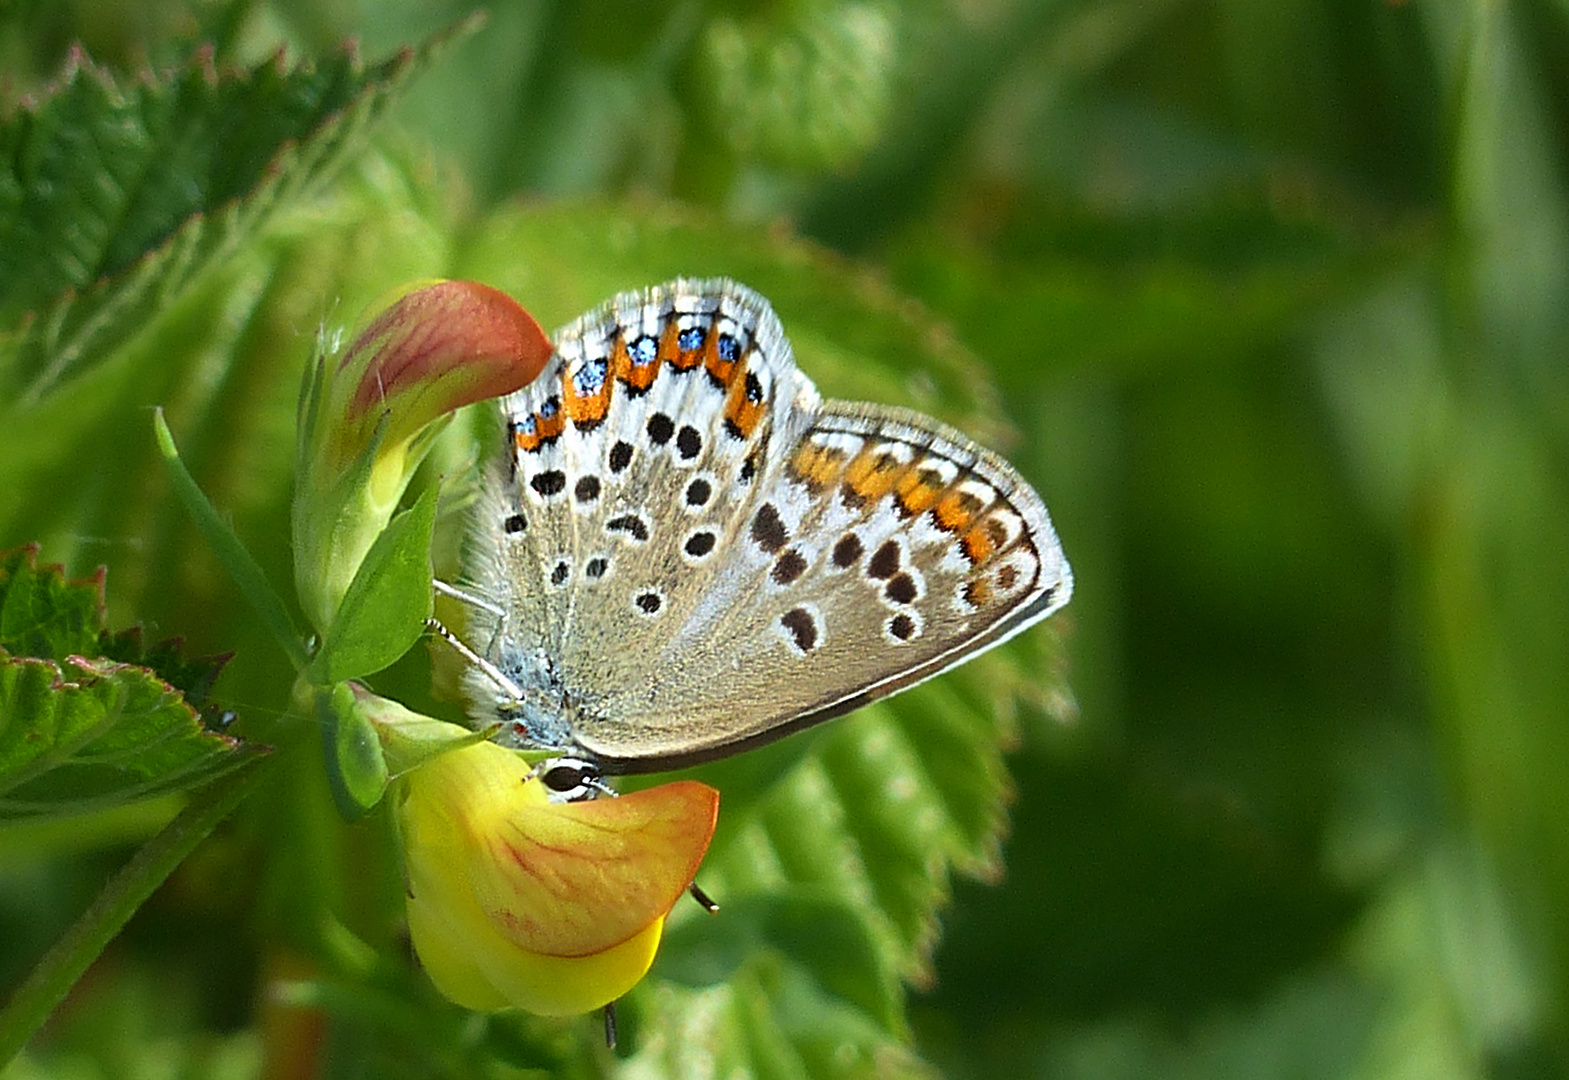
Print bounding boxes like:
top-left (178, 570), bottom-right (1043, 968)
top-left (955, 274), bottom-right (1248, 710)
top-left (466, 279), bottom-right (1071, 773)
top-left (468, 281), bottom-right (813, 750)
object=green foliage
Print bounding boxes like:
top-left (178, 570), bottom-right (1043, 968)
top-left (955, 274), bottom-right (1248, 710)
top-left (0, 547), bottom-right (250, 820)
top-left (0, 16), bottom-right (475, 404)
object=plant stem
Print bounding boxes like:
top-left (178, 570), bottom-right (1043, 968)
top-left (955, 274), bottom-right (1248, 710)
top-left (0, 752), bottom-right (274, 1066)
top-left (154, 408), bottom-right (310, 671)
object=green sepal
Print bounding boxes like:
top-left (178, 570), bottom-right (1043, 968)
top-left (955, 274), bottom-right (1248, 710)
top-left (350, 685), bottom-right (500, 778)
top-left (154, 409), bottom-right (309, 671)
top-left (307, 483), bottom-right (439, 686)
top-left (317, 681), bottom-right (390, 821)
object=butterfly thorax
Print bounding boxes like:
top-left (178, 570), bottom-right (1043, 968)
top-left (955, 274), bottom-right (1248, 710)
top-left (483, 640), bottom-right (595, 754)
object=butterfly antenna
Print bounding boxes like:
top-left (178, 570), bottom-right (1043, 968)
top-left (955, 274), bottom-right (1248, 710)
top-left (424, 617), bottom-right (524, 703)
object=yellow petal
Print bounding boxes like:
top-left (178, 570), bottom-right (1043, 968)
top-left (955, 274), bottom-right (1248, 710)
top-left (486, 916), bottom-right (665, 1018)
top-left (404, 890), bottom-right (511, 1012)
top-left (408, 893), bottom-right (666, 1016)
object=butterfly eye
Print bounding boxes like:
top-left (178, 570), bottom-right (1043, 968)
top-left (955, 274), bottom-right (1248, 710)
top-left (537, 758), bottom-right (605, 801)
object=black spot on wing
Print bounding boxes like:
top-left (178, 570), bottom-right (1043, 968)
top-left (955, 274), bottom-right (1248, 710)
top-left (772, 549), bottom-right (808, 585)
top-left (831, 534), bottom-right (862, 568)
top-left (867, 540), bottom-right (900, 580)
top-left (751, 503), bottom-right (788, 553)
top-left (780, 607), bottom-right (819, 653)
top-left (531, 470), bottom-right (566, 497)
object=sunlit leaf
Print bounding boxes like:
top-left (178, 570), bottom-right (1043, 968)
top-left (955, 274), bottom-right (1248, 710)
top-left (309, 483), bottom-right (438, 685)
top-left (0, 545), bottom-right (251, 819)
top-left (0, 17), bottom-right (479, 404)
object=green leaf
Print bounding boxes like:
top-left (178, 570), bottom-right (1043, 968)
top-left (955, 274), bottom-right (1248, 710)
top-left (627, 953), bottom-right (937, 1080)
top-left (316, 681), bottom-right (388, 820)
top-left (0, 545), bottom-right (104, 661)
top-left (154, 407), bottom-right (309, 672)
top-left (0, 545), bottom-right (253, 819)
top-left (308, 483), bottom-right (439, 685)
top-left (96, 627), bottom-right (230, 715)
top-left (0, 654), bottom-right (255, 819)
top-left (0, 16), bottom-right (480, 404)
top-left (656, 891), bottom-right (899, 1030)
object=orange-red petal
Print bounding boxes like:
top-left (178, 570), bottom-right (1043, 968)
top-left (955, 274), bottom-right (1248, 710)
top-left (340, 280), bottom-right (552, 444)
top-left (472, 779), bottom-right (720, 957)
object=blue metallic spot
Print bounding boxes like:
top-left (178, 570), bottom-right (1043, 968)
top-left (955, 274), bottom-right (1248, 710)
top-left (631, 336), bottom-right (657, 366)
top-left (573, 357), bottom-right (608, 396)
top-left (518, 415), bottom-right (538, 435)
top-left (678, 326), bottom-right (705, 351)
top-left (540, 396), bottom-right (560, 418)
top-left (717, 334), bottom-right (741, 362)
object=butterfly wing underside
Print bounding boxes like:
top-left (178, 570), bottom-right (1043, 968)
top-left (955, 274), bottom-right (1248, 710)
top-left (466, 279), bottom-right (1071, 773)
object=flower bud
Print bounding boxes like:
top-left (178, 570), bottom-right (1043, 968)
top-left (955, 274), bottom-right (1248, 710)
top-left (293, 281), bottom-right (551, 634)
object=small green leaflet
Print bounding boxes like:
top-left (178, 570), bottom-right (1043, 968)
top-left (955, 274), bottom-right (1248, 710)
top-left (0, 546), bottom-right (254, 819)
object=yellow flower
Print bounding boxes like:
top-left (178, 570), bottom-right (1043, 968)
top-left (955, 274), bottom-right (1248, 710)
top-left (396, 740), bottom-right (719, 1016)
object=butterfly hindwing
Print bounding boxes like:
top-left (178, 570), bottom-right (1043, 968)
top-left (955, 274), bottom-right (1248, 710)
top-left (572, 399), bottom-right (1071, 771)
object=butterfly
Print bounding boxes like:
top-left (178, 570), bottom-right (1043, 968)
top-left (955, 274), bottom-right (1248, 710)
top-left (451, 278), bottom-right (1071, 776)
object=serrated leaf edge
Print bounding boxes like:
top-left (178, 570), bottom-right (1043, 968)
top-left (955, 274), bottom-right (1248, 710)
top-left (0, 651), bottom-right (246, 814)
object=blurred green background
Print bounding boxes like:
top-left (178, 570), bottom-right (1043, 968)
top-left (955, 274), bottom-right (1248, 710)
top-left (4, 0), bottom-right (1569, 1077)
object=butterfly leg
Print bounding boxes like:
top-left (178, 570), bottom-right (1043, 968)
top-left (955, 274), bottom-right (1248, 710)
top-left (423, 617), bottom-right (525, 703)
top-left (687, 880), bottom-right (720, 913)
top-left (432, 578), bottom-right (509, 655)
top-left (432, 578), bottom-right (505, 616)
